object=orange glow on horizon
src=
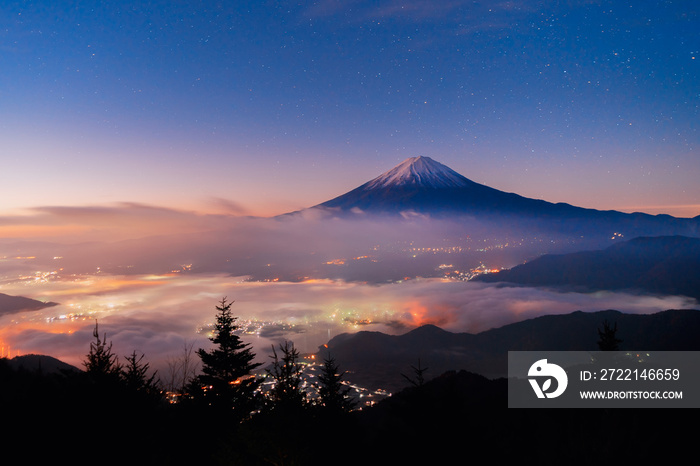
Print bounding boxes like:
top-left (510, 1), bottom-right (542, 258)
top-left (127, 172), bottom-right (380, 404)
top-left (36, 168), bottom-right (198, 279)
top-left (617, 204), bottom-right (700, 219)
top-left (0, 318), bottom-right (87, 360)
top-left (0, 224), bottom-right (92, 239)
top-left (400, 299), bottom-right (458, 328)
top-left (44, 276), bottom-right (172, 296)
top-left (403, 301), bottom-right (431, 327)
top-left (299, 278), bottom-right (336, 285)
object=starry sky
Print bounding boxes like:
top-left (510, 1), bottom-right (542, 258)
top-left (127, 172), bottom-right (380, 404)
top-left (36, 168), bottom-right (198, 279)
top-left (1, 0), bottom-right (698, 218)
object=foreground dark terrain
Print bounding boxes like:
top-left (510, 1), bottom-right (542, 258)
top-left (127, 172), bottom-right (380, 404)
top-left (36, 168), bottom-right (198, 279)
top-left (4, 307), bottom-right (699, 465)
top-left (5, 356), bottom-right (692, 465)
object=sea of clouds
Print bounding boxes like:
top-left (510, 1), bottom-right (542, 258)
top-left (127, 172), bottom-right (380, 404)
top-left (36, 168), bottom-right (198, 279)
top-left (1, 203), bottom-right (696, 377)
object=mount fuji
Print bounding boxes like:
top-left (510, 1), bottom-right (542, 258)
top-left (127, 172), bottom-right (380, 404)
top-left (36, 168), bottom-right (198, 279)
top-left (302, 156), bottom-right (700, 240)
top-left (315, 156), bottom-right (562, 215)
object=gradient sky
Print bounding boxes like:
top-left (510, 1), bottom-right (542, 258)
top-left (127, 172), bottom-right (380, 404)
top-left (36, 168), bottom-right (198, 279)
top-left (1, 0), bottom-right (698, 218)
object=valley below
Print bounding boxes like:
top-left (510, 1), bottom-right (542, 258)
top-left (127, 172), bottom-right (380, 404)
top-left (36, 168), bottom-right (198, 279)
top-left (2, 157), bottom-right (699, 396)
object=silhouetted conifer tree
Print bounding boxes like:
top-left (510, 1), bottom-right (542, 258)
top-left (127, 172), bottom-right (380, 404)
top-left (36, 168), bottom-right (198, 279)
top-left (84, 320), bottom-right (121, 382)
top-left (122, 350), bottom-right (161, 397)
top-left (316, 353), bottom-right (355, 413)
top-left (266, 340), bottom-right (306, 409)
top-left (402, 358), bottom-right (428, 387)
top-left (597, 319), bottom-right (622, 351)
top-left (194, 297), bottom-right (262, 419)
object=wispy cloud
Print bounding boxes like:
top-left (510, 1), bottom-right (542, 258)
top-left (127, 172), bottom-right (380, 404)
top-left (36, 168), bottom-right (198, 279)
top-left (0, 203), bottom-right (239, 242)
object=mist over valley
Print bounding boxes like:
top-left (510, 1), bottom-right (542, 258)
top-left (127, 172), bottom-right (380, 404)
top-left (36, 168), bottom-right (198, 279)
top-left (1, 158), bottom-right (698, 385)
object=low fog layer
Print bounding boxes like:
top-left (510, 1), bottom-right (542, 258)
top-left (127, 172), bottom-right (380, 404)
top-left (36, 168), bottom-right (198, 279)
top-left (0, 274), bottom-right (695, 377)
top-left (0, 202), bottom-right (604, 279)
top-left (0, 203), bottom-right (696, 376)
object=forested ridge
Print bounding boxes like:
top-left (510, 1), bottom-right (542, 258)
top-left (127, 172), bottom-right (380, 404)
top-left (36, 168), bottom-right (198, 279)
top-left (2, 299), bottom-right (692, 464)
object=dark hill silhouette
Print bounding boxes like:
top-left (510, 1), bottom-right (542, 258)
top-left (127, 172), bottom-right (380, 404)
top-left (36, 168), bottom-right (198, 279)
top-left (9, 354), bottom-right (80, 375)
top-left (319, 308), bottom-right (700, 392)
top-left (352, 369), bottom-right (509, 464)
top-left (349, 364), bottom-right (686, 464)
top-left (0, 292), bottom-right (58, 316)
top-left (475, 235), bottom-right (700, 300)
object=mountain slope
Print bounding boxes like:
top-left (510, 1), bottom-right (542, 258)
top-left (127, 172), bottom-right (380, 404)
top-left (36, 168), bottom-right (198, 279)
top-left (0, 293), bottom-right (58, 316)
top-left (316, 156), bottom-right (573, 215)
top-left (9, 354), bottom-right (80, 374)
top-left (306, 156), bottom-right (700, 240)
top-left (319, 308), bottom-right (700, 391)
top-left (475, 235), bottom-right (700, 299)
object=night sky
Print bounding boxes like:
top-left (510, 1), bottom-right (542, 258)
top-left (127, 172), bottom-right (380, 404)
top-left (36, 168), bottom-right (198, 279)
top-left (1, 0), bottom-right (698, 218)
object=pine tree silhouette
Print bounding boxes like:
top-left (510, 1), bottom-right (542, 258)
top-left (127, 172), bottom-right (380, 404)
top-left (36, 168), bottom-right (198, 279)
top-left (194, 297), bottom-right (262, 419)
top-left (84, 320), bottom-right (121, 383)
top-left (317, 353), bottom-right (355, 413)
top-left (266, 340), bottom-right (306, 410)
top-left (122, 350), bottom-right (161, 399)
top-left (597, 319), bottom-right (622, 351)
top-left (402, 358), bottom-right (428, 387)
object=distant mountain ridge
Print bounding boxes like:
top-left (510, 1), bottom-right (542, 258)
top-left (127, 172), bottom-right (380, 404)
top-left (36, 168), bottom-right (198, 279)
top-left (475, 235), bottom-right (700, 300)
top-left (304, 156), bottom-right (699, 241)
top-left (319, 308), bottom-right (700, 391)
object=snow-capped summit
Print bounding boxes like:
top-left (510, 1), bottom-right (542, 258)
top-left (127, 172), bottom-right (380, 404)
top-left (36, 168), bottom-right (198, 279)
top-left (289, 156), bottom-right (700, 244)
top-left (314, 155), bottom-right (511, 215)
top-left (364, 156), bottom-right (471, 190)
